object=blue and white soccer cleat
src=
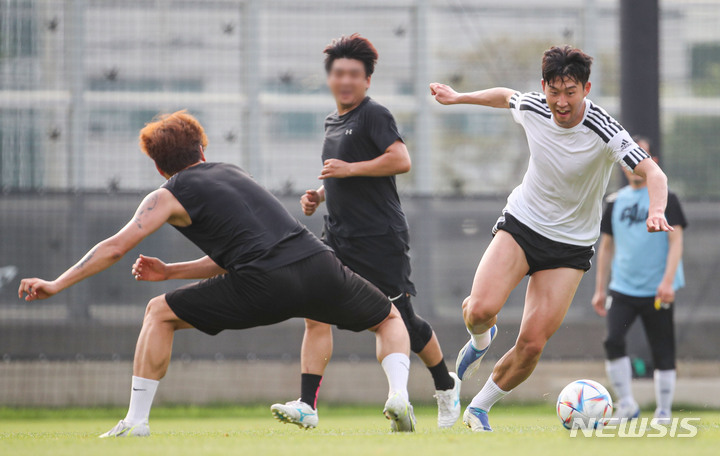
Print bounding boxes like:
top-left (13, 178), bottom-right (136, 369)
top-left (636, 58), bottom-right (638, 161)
top-left (434, 372), bottom-right (462, 428)
top-left (455, 325), bottom-right (498, 381)
top-left (270, 400), bottom-right (319, 429)
top-left (98, 420), bottom-right (150, 438)
top-left (383, 393), bottom-right (416, 432)
top-left (463, 407), bottom-right (492, 432)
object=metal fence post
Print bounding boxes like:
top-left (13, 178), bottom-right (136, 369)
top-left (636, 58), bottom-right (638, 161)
top-left (65, 0), bottom-right (85, 190)
top-left (412, 0), bottom-right (432, 195)
top-left (64, 0), bottom-right (90, 320)
top-left (242, 0), bottom-right (262, 179)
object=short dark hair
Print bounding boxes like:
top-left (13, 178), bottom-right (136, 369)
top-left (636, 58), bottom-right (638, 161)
top-left (139, 110), bottom-right (208, 176)
top-left (542, 45), bottom-right (593, 86)
top-left (323, 33), bottom-right (378, 76)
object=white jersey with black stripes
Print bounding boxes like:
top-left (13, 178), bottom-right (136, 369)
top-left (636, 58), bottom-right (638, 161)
top-left (504, 91), bottom-right (649, 246)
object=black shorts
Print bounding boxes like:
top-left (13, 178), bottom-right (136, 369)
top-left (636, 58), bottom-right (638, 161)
top-left (165, 251), bottom-right (391, 335)
top-left (493, 212), bottom-right (594, 275)
top-left (323, 229), bottom-right (416, 298)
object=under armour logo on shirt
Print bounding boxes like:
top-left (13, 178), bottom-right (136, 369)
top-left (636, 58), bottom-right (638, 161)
top-left (345, 129), bottom-right (353, 135)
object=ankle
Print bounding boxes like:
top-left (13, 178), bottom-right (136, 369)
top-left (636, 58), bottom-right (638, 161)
top-left (427, 359), bottom-right (454, 391)
top-left (470, 330), bottom-right (491, 351)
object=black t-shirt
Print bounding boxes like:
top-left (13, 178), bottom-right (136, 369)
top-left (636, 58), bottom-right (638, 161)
top-left (162, 162), bottom-right (329, 271)
top-left (600, 190), bottom-right (688, 236)
top-left (322, 96), bottom-right (409, 237)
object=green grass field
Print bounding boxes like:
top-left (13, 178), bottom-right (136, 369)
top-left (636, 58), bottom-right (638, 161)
top-left (1, 404), bottom-right (718, 456)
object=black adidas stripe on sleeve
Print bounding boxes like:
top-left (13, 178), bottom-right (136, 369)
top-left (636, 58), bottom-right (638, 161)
top-left (517, 92), bottom-right (551, 118)
top-left (622, 147), bottom-right (650, 169)
top-left (587, 111), bottom-right (622, 136)
top-left (519, 104), bottom-right (552, 118)
top-left (583, 117), bottom-right (613, 143)
top-left (509, 92), bottom-right (521, 109)
top-left (584, 104), bottom-right (624, 141)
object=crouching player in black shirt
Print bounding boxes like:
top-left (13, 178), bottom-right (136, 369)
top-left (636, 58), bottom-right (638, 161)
top-left (18, 110), bottom-right (416, 436)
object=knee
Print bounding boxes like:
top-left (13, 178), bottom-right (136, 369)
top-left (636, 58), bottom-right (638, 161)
top-left (370, 304), bottom-right (403, 332)
top-left (406, 315), bottom-right (433, 354)
top-left (515, 336), bottom-right (545, 362)
top-left (651, 349), bottom-right (676, 370)
top-left (462, 295), bottom-right (496, 323)
top-left (603, 338), bottom-right (626, 359)
top-left (304, 319), bottom-right (331, 333)
top-left (143, 295), bottom-right (173, 326)
top-left (654, 359), bottom-right (676, 370)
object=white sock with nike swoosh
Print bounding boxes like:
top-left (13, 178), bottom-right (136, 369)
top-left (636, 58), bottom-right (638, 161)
top-left (124, 376), bottom-right (159, 425)
top-left (381, 353), bottom-right (410, 402)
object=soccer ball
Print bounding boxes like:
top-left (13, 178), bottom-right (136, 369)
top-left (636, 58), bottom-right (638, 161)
top-left (556, 379), bottom-right (613, 429)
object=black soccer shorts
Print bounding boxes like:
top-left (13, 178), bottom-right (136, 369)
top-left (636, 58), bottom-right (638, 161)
top-left (493, 212), bottom-right (595, 275)
top-left (165, 251), bottom-right (392, 335)
top-left (322, 229), bottom-right (416, 298)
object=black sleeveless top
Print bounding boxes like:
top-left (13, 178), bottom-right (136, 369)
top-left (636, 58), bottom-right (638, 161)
top-left (162, 162), bottom-right (329, 271)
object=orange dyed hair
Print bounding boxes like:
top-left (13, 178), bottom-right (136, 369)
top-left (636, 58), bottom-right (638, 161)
top-left (139, 110), bottom-right (208, 176)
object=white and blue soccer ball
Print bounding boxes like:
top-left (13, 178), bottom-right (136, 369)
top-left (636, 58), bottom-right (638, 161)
top-left (556, 379), bottom-right (613, 429)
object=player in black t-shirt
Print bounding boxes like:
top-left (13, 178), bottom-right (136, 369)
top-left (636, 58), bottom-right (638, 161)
top-left (270, 34), bottom-right (461, 430)
top-left (18, 110), bottom-right (417, 436)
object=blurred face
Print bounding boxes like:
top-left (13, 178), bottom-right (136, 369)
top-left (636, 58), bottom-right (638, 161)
top-left (327, 58), bottom-right (370, 110)
top-left (542, 76), bottom-right (591, 128)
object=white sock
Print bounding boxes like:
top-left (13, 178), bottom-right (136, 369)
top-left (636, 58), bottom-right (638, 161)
top-left (469, 375), bottom-right (510, 412)
top-left (124, 376), bottom-right (159, 425)
top-left (605, 356), bottom-right (634, 405)
top-left (654, 369), bottom-right (676, 413)
top-left (469, 327), bottom-right (491, 351)
top-left (381, 353), bottom-right (410, 402)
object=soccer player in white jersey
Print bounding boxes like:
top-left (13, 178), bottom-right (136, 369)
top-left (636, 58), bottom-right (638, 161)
top-left (429, 45), bottom-right (672, 432)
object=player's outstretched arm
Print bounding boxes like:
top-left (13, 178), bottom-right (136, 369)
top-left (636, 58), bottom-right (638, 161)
top-left (591, 234), bottom-right (615, 317)
top-left (429, 83), bottom-right (516, 108)
top-left (132, 254), bottom-right (226, 281)
top-left (319, 140), bottom-right (411, 179)
top-left (633, 159), bottom-right (672, 232)
top-left (18, 189), bottom-right (178, 301)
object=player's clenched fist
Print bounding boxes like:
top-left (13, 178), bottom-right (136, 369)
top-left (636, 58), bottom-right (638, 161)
top-left (301, 189), bottom-right (322, 216)
top-left (591, 290), bottom-right (607, 317)
top-left (429, 83), bottom-right (460, 105)
top-left (132, 254), bottom-right (168, 281)
top-left (655, 281), bottom-right (675, 305)
top-left (18, 278), bottom-right (59, 301)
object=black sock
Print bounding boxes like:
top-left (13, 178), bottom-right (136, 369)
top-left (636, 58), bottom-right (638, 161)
top-left (428, 359), bottom-right (455, 391)
top-left (300, 373), bottom-right (323, 409)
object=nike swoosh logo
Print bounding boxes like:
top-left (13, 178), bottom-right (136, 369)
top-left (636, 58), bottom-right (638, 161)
top-left (132, 388), bottom-right (147, 391)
